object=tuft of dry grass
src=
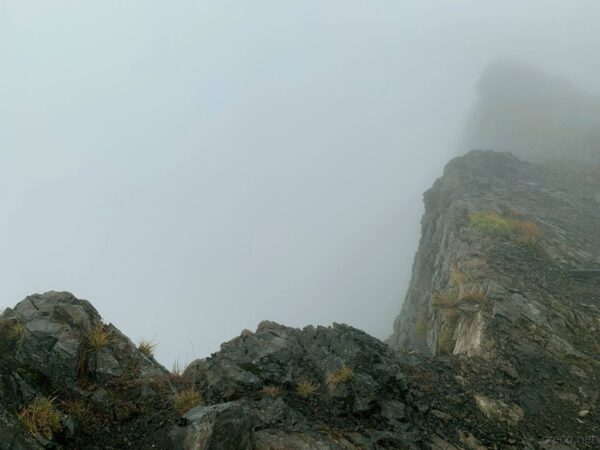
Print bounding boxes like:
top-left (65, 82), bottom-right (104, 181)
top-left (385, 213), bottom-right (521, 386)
top-left (170, 359), bottom-right (185, 381)
top-left (261, 385), bottom-right (281, 397)
top-left (459, 285), bottom-right (487, 303)
top-left (87, 324), bottom-right (114, 350)
top-left (513, 220), bottom-right (543, 243)
top-left (326, 366), bottom-right (354, 385)
top-left (173, 388), bottom-right (203, 415)
top-left (138, 339), bottom-right (157, 358)
top-left (19, 397), bottom-right (62, 440)
top-left (297, 379), bottom-right (318, 397)
top-left (432, 289), bottom-right (459, 307)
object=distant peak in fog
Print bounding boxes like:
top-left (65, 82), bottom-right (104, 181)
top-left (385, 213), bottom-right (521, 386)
top-left (462, 60), bottom-right (600, 162)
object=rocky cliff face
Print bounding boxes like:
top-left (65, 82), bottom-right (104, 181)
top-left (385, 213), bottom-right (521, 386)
top-left (1, 151), bottom-right (599, 449)
top-left (389, 150), bottom-right (600, 356)
top-left (389, 150), bottom-right (600, 446)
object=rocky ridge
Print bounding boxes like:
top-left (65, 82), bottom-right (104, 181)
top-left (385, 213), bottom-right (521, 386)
top-left (0, 150), bottom-right (598, 449)
top-left (389, 150), bottom-right (600, 447)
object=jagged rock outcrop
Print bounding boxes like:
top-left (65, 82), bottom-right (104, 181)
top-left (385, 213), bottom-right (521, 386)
top-left (1, 150), bottom-right (599, 449)
top-left (0, 292), bottom-right (178, 449)
top-left (177, 321), bottom-right (417, 449)
top-left (389, 150), bottom-right (600, 447)
top-left (6, 290), bottom-right (591, 449)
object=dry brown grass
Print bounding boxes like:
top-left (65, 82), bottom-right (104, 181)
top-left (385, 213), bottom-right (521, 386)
top-left (170, 359), bottom-right (185, 382)
top-left (442, 308), bottom-right (459, 321)
top-left (432, 289), bottom-right (459, 307)
top-left (138, 339), bottom-right (157, 358)
top-left (326, 366), bottom-right (354, 385)
top-left (173, 388), bottom-right (203, 415)
top-left (513, 220), bottom-right (543, 243)
top-left (19, 397), bottom-right (62, 440)
top-left (459, 285), bottom-right (487, 303)
top-left (297, 379), bottom-right (318, 397)
top-left (261, 385), bottom-right (281, 397)
top-left (87, 325), bottom-right (114, 350)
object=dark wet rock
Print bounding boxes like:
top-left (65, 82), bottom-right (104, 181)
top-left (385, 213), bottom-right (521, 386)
top-left (170, 402), bottom-right (254, 450)
top-left (2, 150), bottom-right (599, 449)
top-left (389, 150), bottom-right (600, 448)
top-left (0, 291), bottom-right (178, 449)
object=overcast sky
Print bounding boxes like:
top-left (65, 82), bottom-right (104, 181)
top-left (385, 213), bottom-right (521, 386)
top-left (2, 1), bottom-right (600, 365)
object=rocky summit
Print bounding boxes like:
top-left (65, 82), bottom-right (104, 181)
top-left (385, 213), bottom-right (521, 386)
top-left (1, 150), bottom-right (599, 449)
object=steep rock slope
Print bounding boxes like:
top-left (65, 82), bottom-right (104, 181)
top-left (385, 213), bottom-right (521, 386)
top-left (389, 150), bottom-right (600, 445)
top-left (1, 150), bottom-right (599, 449)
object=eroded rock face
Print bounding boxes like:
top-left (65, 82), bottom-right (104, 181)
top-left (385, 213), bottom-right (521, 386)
top-left (171, 402), bottom-right (254, 450)
top-left (180, 321), bottom-right (417, 449)
top-left (0, 292), bottom-right (177, 449)
top-left (389, 150), bottom-right (600, 448)
top-left (1, 151), bottom-right (599, 449)
top-left (174, 313), bottom-right (600, 449)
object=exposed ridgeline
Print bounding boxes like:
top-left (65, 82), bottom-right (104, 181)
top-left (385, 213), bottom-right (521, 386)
top-left (390, 150), bottom-right (600, 442)
top-left (1, 151), bottom-right (599, 449)
top-left (461, 61), bottom-right (600, 162)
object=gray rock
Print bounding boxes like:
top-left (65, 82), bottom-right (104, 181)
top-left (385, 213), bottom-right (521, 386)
top-left (170, 402), bottom-right (255, 450)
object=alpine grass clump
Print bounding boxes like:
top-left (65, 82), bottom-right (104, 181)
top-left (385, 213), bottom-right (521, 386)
top-left (173, 388), bottom-right (203, 415)
top-left (138, 339), bottom-right (157, 358)
top-left (19, 397), bottom-right (62, 440)
top-left (297, 379), bottom-right (318, 397)
top-left (469, 211), bottom-right (542, 243)
top-left (86, 324), bottom-right (114, 350)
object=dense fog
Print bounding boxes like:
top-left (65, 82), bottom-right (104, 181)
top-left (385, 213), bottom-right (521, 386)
top-left (2, 1), bottom-right (600, 365)
top-left (463, 61), bottom-right (600, 162)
